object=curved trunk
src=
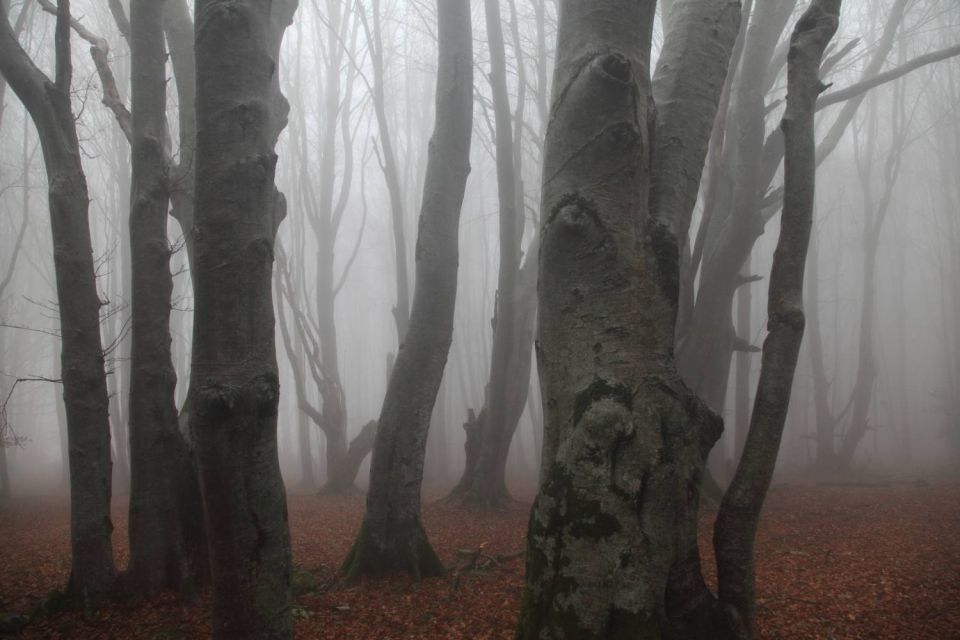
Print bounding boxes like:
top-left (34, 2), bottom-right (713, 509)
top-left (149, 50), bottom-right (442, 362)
top-left (342, 0), bottom-right (472, 579)
top-left (715, 4), bottom-right (840, 636)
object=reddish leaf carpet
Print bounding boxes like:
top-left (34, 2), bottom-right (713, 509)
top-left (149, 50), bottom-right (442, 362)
top-left (1, 482), bottom-right (957, 639)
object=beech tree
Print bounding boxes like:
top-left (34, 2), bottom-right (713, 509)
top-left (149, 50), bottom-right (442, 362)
top-left (124, 0), bottom-right (206, 598)
top-left (675, 0), bottom-right (960, 466)
top-left (517, 0), bottom-right (840, 636)
top-left (342, 0), bottom-right (473, 579)
top-left (188, 0), bottom-right (297, 636)
top-left (0, 0), bottom-right (116, 604)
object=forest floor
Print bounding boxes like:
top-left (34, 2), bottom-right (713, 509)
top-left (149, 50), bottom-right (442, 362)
top-left (1, 481), bottom-right (958, 639)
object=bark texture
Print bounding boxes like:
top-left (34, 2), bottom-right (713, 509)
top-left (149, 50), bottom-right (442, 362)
top-left (518, 0), bottom-right (744, 637)
top-left (125, 0), bottom-right (206, 599)
top-left (189, 1), bottom-right (297, 637)
top-left (342, 0), bottom-right (472, 579)
top-left (0, 0), bottom-right (116, 605)
top-left (714, 2), bottom-right (840, 636)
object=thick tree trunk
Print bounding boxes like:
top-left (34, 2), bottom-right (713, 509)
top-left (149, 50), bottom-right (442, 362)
top-left (342, 0), bottom-right (472, 579)
top-left (518, 0), bottom-right (741, 637)
top-left (714, 4), bottom-right (840, 636)
top-left (0, 0), bottom-right (116, 605)
top-left (189, 1), bottom-right (297, 637)
top-left (124, 0), bottom-right (206, 599)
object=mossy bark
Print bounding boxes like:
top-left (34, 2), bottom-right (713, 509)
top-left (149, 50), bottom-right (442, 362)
top-left (518, 0), bottom-right (742, 637)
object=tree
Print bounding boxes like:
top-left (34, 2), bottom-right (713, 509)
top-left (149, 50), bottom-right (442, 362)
top-left (517, 0), bottom-right (740, 635)
top-left (449, 0), bottom-right (551, 509)
top-left (188, 0), bottom-right (297, 636)
top-left (360, 0), bottom-right (412, 345)
top-left (124, 0), bottom-right (206, 598)
top-left (0, 0), bottom-right (116, 605)
top-left (274, 1), bottom-right (374, 494)
top-left (714, 2), bottom-right (840, 634)
top-left (342, 0), bottom-right (473, 579)
top-left (676, 0), bottom-right (960, 447)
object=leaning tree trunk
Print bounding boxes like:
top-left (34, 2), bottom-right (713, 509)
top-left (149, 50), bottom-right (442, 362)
top-left (0, 0), bottom-right (116, 605)
top-left (341, 0), bottom-right (472, 580)
top-left (676, 0), bottom-right (797, 415)
top-left (714, 3), bottom-right (840, 637)
top-left (125, 0), bottom-right (206, 599)
top-left (188, 1), bottom-right (297, 637)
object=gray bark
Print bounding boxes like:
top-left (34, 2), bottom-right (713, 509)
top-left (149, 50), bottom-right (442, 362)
top-left (342, 0), bottom-right (472, 579)
top-left (676, 0), bottom-right (797, 414)
top-left (517, 0), bottom-right (739, 636)
top-left (714, 3), bottom-right (840, 636)
top-left (125, 0), bottom-right (206, 599)
top-left (0, 0), bottom-right (116, 604)
top-left (362, 0), bottom-right (411, 344)
top-left (189, 1), bottom-right (297, 637)
top-left (450, 0), bottom-right (532, 509)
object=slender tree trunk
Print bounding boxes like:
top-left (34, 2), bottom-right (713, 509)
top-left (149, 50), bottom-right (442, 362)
top-left (450, 0), bottom-right (527, 509)
top-left (342, 0), bottom-right (472, 579)
top-left (364, 0), bottom-right (410, 344)
top-left (125, 0), bottom-right (206, 599)
top-left (0, 0), bottom-right (116, 605)
top-left (676, 0), bottom-right (797, 415)
top-left (714, 4), bottom-right (840, 636)
top-left (806, 234), bottom-right (836, 470)
top-left (189, 1), bottom-right (297, 637)
top-left (163, 0), bottom-right (196, 268)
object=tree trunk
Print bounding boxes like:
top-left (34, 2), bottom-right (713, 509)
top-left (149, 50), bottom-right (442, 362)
top-left (364, 0), bottom-right (410, 344)
top-left (124, 0), bottom-right (206, 599)
top-left (189, 1), bottom-right (297, 637)
top-left (714, 4), bottom-right (840, 636)
top-left (342, 0), bottom-right (472, 579)
top-left (676, 0), bottom-right (797, 415)
top-left (458, 0), bottom-right (526, 509)
top-left (806, 234), bottom-right (837, 470)
top-left (0, 0), bottom-right (116, 605)
top-left (518, 0), bottom-right (742, 636)
top-left (733, 257), bottom-right (752, 465)
top-left (162, 0), bottom-right (197, 268)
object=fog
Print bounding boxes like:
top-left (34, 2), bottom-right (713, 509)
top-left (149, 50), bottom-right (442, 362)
top-left (0, 0), bottom-right (957, 500)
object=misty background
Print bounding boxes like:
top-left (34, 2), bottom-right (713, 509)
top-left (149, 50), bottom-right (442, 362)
top-left (1, 0), bottom-right (958, 497)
